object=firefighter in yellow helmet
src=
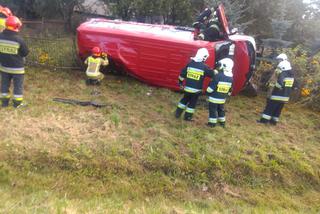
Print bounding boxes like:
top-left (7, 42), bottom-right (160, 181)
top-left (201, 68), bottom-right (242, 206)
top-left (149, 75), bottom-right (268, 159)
top-left (0, 6), bottom-right (13, 32)
top-left (0, 16), bottom-right (29, 108)
top-left (84, 46), bottom-right (109, 85)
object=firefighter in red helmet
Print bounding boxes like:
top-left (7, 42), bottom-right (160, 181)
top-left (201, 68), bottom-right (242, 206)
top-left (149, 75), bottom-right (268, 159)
top-left (0, 16), bottom-right (29, 108)
top-left (84, 46), bottom-right (109, 85)
top-left (0, 6), bottom-right (13, 32)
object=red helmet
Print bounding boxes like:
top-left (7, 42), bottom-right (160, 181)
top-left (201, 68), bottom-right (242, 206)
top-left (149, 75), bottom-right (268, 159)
top-left (92, 46), bottom-right (101, 56)
top-left (1, 7), bottom-right (13, 17)
top-left (6, 16), bottom-right (22, 32)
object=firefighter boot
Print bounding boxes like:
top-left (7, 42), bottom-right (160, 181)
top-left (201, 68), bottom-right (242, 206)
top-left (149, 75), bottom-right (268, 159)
top-left (1, 98), bottom-right (9, 107)
top-left (184, 112), bottom-right (193, 121)
top-left (13, 100), bottom-right (23, 108)
top-left (219, 122), bottom-right (226, 128)
top-left (207, 122), bottom-right (216, 128)
top-left (86, 79), bottom-right (91, 85)
top-left (270, 120), bottom-right (277, 126)
top-left (95, 80), bottom-right (101, 86)
top-left (92, 79), bottom-right (100, 85)
top-left (257, 118), bottom-right (269, 124)
top-left (175, 108), bottom-right (184, 118)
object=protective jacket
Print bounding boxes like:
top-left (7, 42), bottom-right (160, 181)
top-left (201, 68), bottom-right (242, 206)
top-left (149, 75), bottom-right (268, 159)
top-left (0, 30), bottom-right (29, 74)
top-left (270, 69), bottom-right (294, 103)
top-left (179, 60), bottom-right (213, 93)
top-left (207, 69), bottom-right (233, 104)
top-left (203, 19), bottom-right (221, 41)
top-left (85, 55), bottom-right (108, 79)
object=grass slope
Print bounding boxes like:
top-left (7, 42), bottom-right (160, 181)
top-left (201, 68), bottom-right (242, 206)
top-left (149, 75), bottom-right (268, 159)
top-left (0, 68), bottom-right (319, 213)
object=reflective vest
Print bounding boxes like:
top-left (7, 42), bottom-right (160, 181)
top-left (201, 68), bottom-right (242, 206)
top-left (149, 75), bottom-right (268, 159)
top-left (85, 56), bottom-right (108, 78)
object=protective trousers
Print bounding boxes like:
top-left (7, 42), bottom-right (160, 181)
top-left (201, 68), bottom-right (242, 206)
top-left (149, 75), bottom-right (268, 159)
top-left (175, 92), bottom-right (200, 120)
top-left (1, 72), bottom-right (24, 107)
top-left (261, 99), bottom-right (284, 123)
top-left (208, 103), bottom-right (225, 126)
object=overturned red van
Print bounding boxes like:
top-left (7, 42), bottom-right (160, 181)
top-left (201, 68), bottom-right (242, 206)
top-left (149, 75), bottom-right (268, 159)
top-left (77, 5), bottom-right (256, 95)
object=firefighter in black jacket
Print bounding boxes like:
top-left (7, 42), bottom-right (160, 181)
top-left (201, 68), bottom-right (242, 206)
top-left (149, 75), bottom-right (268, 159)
top-left (207, 58), bottom-right (234, 127)
top-left (0, 16), bottom-right (29, 108)
top-left (193, 8), bottom-right (223, 42)
top-left (259, 53), bottom-right (294, 125)
top-left (175, 48), bottom-right (214, 121)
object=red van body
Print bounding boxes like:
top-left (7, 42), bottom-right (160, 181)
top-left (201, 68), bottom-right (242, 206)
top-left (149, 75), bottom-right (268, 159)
top-left (77, 5), bottom-right (256, 95)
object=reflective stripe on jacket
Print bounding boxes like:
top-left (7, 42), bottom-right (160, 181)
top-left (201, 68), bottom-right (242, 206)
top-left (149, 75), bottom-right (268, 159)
top-left (270, 69), bottom-right (294, 103)
top-left (0, 65), bottom-right (25, 74)
top-left (0, 30), bottom-right (29, 74)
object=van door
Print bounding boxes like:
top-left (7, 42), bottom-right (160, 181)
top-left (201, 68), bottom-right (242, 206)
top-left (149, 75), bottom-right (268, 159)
top-left (216, 4), bottom-right (230, 38)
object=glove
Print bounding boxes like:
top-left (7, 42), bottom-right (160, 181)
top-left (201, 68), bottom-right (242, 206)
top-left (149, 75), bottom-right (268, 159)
top-left (198, 33), bottom-right (205, 40)
top-left (179, 84), bottom-right (184, 90)
top-left (266, 82), bottom-right (275, 88)
top-left (101, 52), bottom-right (108, 59)
top-left (275, 82), bottom-right (284, 89)
top-left (178, 81), bottom-right (184, 90)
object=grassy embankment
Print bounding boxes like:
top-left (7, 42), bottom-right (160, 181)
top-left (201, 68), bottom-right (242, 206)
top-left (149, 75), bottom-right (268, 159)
top-left (0, 67), bottom-right (319, 213)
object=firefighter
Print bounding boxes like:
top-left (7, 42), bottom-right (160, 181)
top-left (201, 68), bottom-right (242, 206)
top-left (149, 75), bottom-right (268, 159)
top-left (201, 13), bottom-right (222, 42)
top-left (0, 16), bottom-right (29, 108)
top-left (258, 53), bottom-right (295, 125)
top-left (193, 8), bottom-right (212, 39)
top-left (175, 48), bottom-right (214, 121)
top-left (0, 6), bottom-right (13, 32)
top-left (193, 8), bottom-right (222, 42)
top-left (207, 58), bottom-right (234, 127)
top-left (84, 46), bottom-right (109, 85)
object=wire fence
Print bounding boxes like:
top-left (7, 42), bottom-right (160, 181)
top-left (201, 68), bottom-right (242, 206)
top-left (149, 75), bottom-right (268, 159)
top-left (23, 36), bottom-right (80, 69)
top-left (20, 19), bottom-right (81, 69)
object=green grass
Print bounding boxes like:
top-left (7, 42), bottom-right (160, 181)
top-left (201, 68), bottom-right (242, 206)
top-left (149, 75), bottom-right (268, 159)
top-left (0, 68), bottom-right (319, 213)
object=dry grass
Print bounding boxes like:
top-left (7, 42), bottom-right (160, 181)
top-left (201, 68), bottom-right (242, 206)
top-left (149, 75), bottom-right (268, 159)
top-left (0, 68), bottom-right (320, 213)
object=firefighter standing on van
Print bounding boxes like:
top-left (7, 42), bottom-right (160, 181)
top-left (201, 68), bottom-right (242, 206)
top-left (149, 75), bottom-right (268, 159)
top-left (175, 48), bottom-right (213, 121)
top-left (0, 6), bottom-right (12, 32)
top-left (207, 58), bottom-right (234, 127)
top-left (258, 53), bottom-right (295, 125)
top-left (0, 16), bottom-right (29, 108)
top-left (193, 8), bottom-right (222, 42)
top-left (84, 46), bottom-right (109, 85)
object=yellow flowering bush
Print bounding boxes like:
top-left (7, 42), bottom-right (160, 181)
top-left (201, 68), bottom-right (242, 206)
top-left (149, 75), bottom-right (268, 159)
top-left (255, 46), bottom-right (320, 109)
top-left (38, 52), bottom-right (50, 64)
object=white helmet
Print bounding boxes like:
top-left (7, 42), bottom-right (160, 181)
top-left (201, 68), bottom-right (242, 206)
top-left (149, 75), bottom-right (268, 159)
top-left (218, 58), bottom-right (234, 73)
top-left (192, 48), bottom-right (209, 62)
top-left (277, 60), bottom-right (292, 71)
top-left (276, 53), bottom-right (288, 61)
